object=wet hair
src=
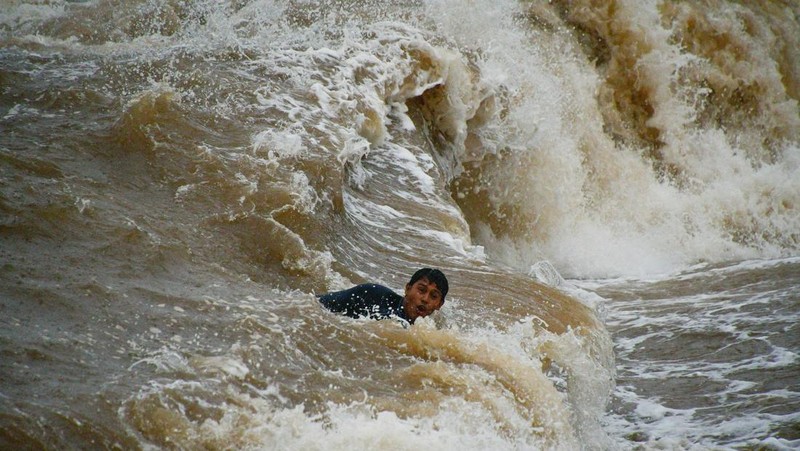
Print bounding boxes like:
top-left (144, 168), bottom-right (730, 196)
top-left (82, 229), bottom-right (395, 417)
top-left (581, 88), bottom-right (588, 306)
top-left (408, 268), bottom-right (449, 301)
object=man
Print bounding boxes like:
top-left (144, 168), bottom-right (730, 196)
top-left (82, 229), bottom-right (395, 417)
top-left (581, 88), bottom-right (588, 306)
top-left (317, 268), bottom-right (448, 325)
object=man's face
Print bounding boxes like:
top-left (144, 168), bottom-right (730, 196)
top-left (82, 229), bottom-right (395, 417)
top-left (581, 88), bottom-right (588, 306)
top-left (403, 277), bottom-right (444, 322)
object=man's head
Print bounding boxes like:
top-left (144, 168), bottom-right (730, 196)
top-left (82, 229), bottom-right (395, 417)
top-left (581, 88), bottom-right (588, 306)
top-left (403, 268), bottom-right (449, 323)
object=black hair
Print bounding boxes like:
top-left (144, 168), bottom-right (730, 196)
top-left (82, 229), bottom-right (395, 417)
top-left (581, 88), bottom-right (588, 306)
top-left (408, 268), bottom-right (449, 301)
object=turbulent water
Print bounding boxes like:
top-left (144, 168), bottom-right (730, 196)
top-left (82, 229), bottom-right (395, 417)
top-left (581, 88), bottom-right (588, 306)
top-left (1, 0), bottom-right (798, 449)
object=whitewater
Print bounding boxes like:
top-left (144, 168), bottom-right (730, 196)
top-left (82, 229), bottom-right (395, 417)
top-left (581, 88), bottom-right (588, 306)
top-left (1, 0), bottom-right (798, 449)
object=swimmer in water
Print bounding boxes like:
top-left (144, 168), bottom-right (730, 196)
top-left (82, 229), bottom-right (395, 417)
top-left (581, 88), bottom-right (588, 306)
top-left (317, 268), bottom-right (448, 325)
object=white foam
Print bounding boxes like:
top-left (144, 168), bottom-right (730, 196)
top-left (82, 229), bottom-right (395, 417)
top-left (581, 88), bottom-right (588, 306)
top-left (424, 0), bottom-right (800, 279)
top-left (597, 258), bottom-right (800, 448)
top-left (252, 129), bottom-right (305, 161)
top-left (0, 1), bottom-right (67, 31)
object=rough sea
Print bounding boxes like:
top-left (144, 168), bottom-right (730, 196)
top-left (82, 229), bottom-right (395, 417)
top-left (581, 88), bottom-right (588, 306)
top-left (1, 0), bottom-right (798, 449)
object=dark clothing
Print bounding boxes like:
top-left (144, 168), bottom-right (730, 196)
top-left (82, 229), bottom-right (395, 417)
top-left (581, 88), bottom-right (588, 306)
top-left (318, 284), bottom-right (411, 324)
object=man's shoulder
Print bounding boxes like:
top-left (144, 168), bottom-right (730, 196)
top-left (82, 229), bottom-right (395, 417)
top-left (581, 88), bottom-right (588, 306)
top-left (354, 283), bottom-right (400, 296)
top-left (318, 283), bottom-right (401, 302)
top-left (318, 282), bottom-right (407, 322)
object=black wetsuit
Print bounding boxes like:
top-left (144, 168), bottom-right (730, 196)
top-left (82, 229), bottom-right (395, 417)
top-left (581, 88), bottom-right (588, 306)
top-left (317, 284), bottom-right (411, 324)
